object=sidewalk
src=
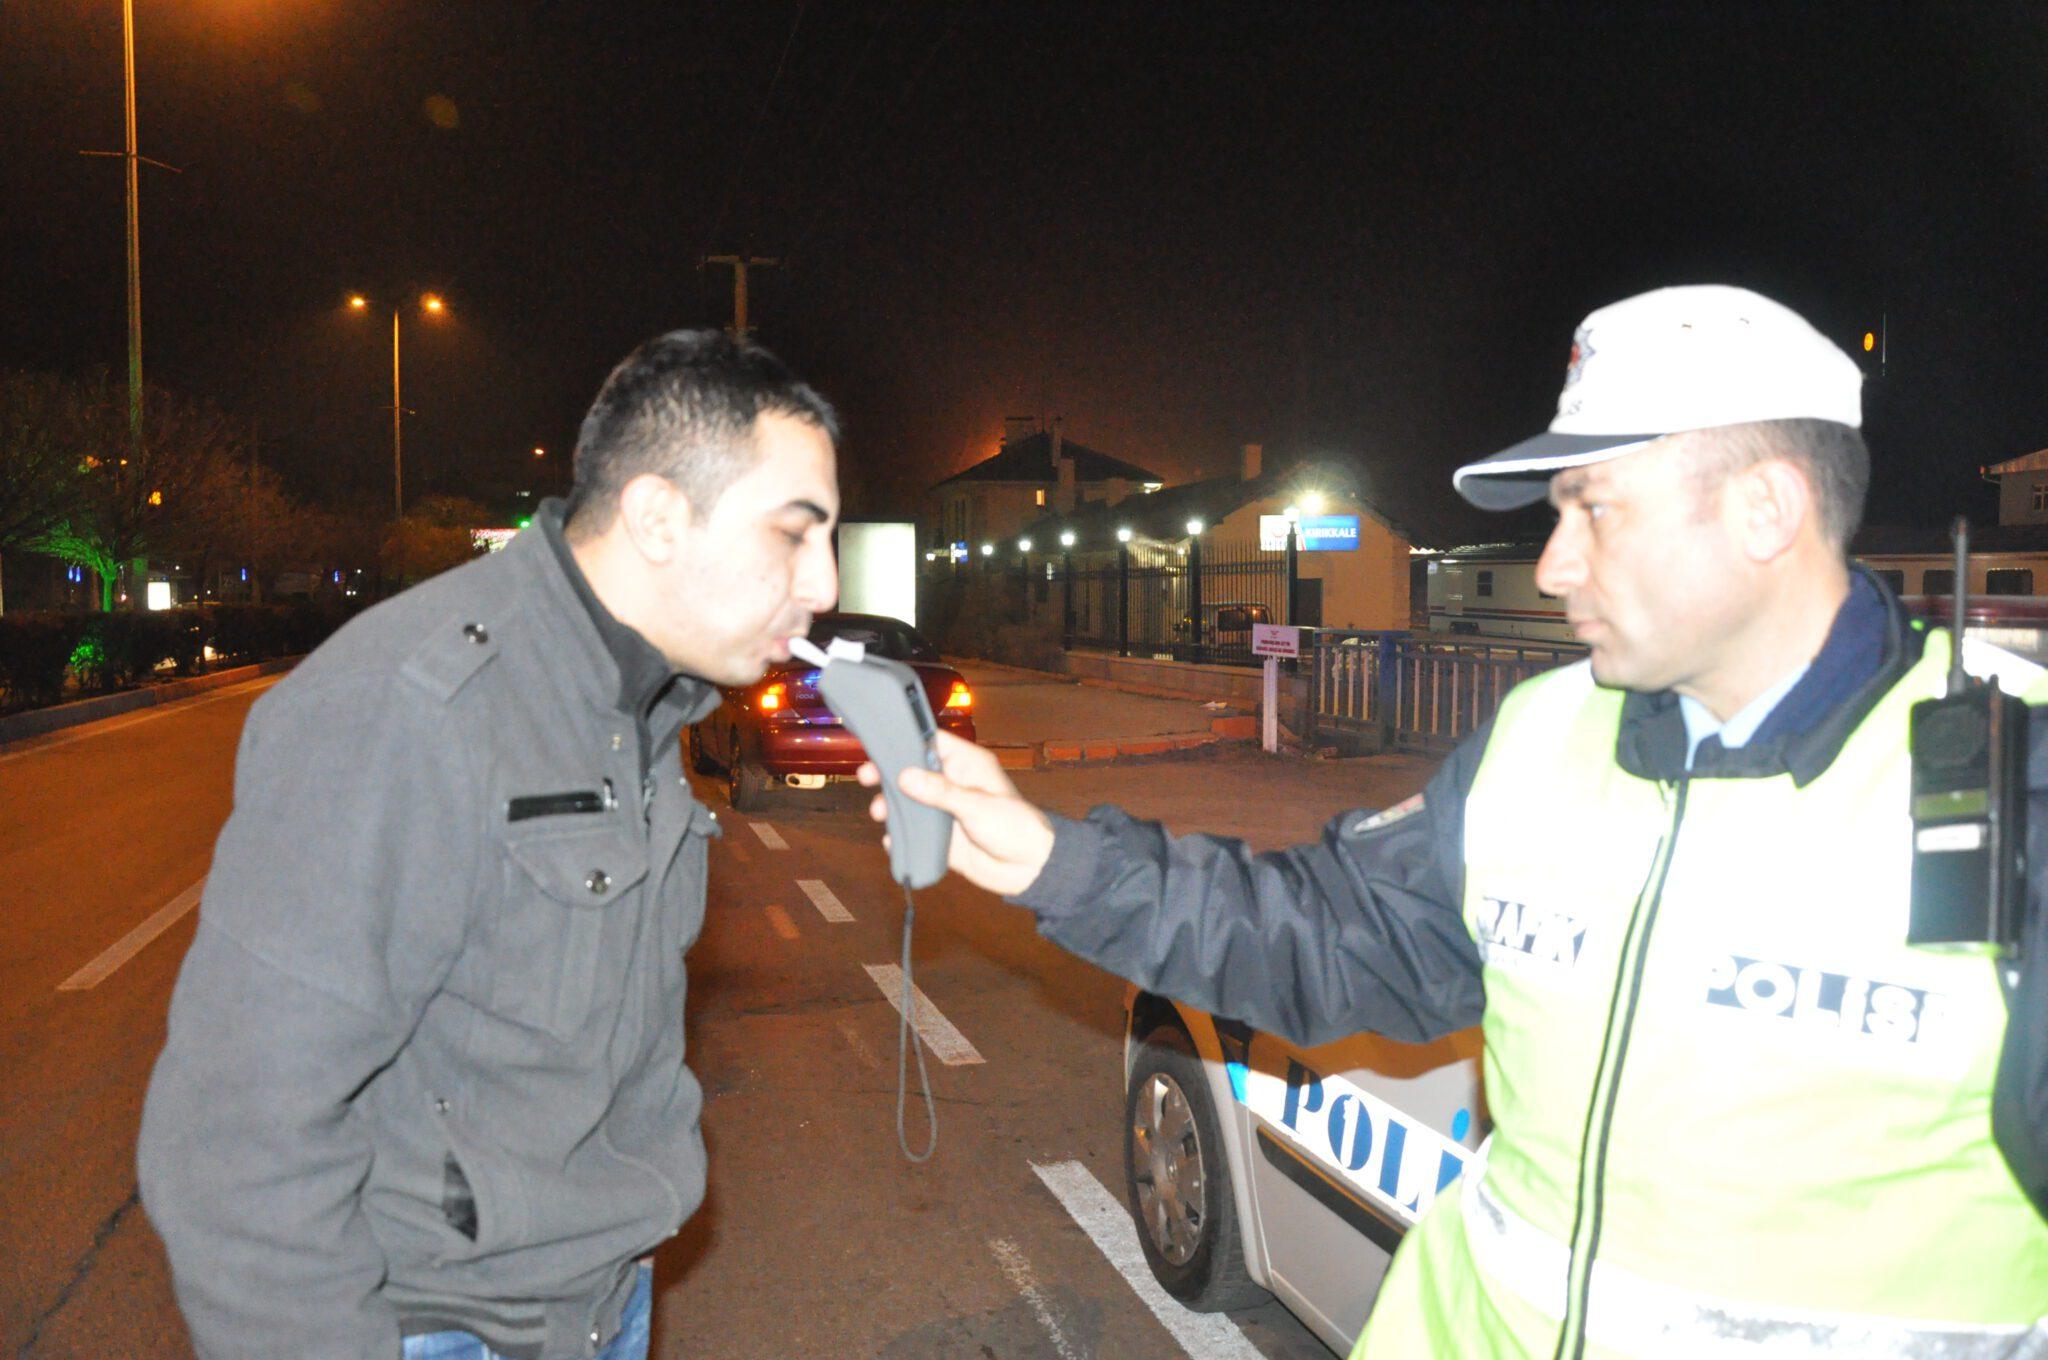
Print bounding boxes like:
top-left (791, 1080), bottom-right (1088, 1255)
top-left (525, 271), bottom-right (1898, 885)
top-left (951, 659), bottom-right (1258, 768)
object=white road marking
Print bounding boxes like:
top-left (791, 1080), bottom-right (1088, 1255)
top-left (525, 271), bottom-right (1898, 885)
top-left (59, 878), bottom-right (206, 991)
top-left (1029, 1159), bottom-right (1266, 1360)
top-left (797, 878), bottom-right (853, 923)
top-left (862, 963), bottom-right (984, 1065)
top-left (836, 1019), bottom-right (882, 1070)
top-left (763, 904), bottom-right (800, 941)
top-left (988, 1238), bottom-right (1084, 1360)
top-left (748, 821), bottom-right (788, 850)
top-left (0, 676), bottom-right (280, 764)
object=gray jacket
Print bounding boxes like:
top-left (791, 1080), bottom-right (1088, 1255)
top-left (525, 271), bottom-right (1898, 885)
top-left (139, 512), bottom-right (721, 1360)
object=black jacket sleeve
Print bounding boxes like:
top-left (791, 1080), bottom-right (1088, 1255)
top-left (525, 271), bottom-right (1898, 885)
top-left (1992, 723), bottom-right (2048, 1218)
top-left (1010, 723), bottom-right (1493, 1048)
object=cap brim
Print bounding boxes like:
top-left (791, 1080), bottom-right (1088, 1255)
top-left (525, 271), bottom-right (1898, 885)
top-left (1452, 432), bottom-right (1661, 510)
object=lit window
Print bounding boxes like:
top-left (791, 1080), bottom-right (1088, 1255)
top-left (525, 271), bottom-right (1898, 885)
top-left (1036, 489), bottom-right (1046, 506)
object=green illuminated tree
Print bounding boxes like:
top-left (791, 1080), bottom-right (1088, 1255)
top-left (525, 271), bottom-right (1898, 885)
top-left (0, 370), bottom-right (98, 612)
top-left (14, 373), bottom-right (246, 610)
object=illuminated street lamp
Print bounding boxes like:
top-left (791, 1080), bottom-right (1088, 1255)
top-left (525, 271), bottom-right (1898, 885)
top-left (349, 292), bottom-right (450, 516)
top-left (1115, 526), bottom-right (1133, 543)
top-left (1185, 518), bottom-right (1204, 536)
top-left (980, 542), bottom-right (994, 557)
top-left (1059, 530), bottom-right (1076, 548)
top-left (1017, 537), bottom-right (1033, 553)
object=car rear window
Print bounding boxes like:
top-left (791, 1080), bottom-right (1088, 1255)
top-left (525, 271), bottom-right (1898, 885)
top-left (808, 617), bottom-right (940, 662)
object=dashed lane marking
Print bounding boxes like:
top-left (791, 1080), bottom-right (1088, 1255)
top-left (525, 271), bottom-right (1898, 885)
top-left (836, 1019), bottom-right (882, 1070)
top-left (763, 904), bottom-right (800, 941)
top-left (59, 878), bottom-right (206, 991)
top-left (748, 821), bottom-right (788, 850)
top-left (797, 878), bottom-right (853, 923)
top-left (988, 1238), bottom-right (1085, 1360)
top-left (1029, 1159), bottom-right (1266, 1360)
top-left (861, 963), bottom-right (985, 1065)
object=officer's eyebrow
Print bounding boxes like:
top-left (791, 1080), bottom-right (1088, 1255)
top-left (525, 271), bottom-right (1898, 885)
top-left (1548, 470), bottom-right (1590, 508)
top-left (778, 498), bottom-right (833, 524)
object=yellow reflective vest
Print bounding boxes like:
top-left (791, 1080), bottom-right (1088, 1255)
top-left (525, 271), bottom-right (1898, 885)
top-left (1357, 628), bottom-right (2048, 1359)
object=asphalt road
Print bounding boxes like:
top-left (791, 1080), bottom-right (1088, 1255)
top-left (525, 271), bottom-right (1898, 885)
top-left (0, 676), bottom-right (1437, 1360)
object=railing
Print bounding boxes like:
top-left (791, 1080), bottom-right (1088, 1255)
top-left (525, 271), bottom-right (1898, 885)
top-left (1308, 629), bottom-right (1586, 754)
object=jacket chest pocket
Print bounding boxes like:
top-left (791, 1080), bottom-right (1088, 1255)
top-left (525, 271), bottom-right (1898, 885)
top-left (491, 823), bottom-right (650, 1040)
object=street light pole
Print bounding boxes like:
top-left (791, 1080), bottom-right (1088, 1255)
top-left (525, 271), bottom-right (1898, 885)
top-left (352, 292), bottom-right (443, 518)
top-left (391, 308), bottom-right (403, 517)
top-left (121, 0), bottom-right (142, 447)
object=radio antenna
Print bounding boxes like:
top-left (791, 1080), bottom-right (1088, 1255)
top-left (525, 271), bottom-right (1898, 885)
top-left (1948, 516), bottom-right (1969, 697)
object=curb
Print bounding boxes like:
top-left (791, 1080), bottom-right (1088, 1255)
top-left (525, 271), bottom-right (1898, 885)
top-left (985, 714), bottom-right (1258, 770)
top-left (0, 656), bottom-right (299, 749)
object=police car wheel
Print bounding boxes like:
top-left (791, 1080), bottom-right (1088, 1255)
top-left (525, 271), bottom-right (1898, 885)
top-left (1124, 1023), bottom-right (1268, 1311)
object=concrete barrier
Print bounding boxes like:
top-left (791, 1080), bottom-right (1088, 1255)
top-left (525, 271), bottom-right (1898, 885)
top-left (0, 657), bottom-right (298, 748)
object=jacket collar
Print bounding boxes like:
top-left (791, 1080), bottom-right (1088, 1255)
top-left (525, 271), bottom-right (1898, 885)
top-left (1614, 566), bottom-right (1925, 786)
top-left (506, 502), bottom-right (719, 731)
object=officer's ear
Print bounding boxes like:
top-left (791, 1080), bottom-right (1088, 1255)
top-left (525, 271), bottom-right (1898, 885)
top-left (615, 473), bottom-right (696, 567)
top-left (1733, 458), bottom-right (1812, 566)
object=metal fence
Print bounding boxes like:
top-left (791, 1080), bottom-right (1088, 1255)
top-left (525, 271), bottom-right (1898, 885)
top-left (1053, 541), bottom-right (1289, 663)
top-left (1308, 629), bottom-right (1585, 754)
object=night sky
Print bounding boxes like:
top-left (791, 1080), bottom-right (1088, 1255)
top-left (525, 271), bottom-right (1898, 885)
top-left (5, 2), bottom-right (2045, 539)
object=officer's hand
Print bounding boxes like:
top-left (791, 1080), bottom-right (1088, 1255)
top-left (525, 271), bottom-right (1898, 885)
top-left (857, 730), bottom-right (1056, 897)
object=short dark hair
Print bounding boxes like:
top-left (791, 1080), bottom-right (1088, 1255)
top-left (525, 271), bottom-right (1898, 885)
top-left (564, 329), bottom-right (839, 537)
top-left (1689, 418), bottom-right (1870, 550)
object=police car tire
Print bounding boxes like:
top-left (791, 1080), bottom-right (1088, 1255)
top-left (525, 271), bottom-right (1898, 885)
top-left (1124, 1023), bottom-right (1269, 1312)
top-left (686, 726), bottom-right (716, 776)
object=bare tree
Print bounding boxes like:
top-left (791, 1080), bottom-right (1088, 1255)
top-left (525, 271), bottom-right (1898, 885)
top-left (379, 494), bottom-right (494, 589)
top-left (20, 373), bottom-right (245, 610)
top-left (0, 370), bottom-right (100, 612)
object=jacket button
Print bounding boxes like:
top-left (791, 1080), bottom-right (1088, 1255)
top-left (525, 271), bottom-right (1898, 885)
top-left (586, 870), bottom-right (611, 895)
top-left (463, 622), bottom-right (489, 644)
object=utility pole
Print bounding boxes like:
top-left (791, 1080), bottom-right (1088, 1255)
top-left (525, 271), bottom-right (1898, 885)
top-left (392, 309), bottom-right (404, 517)
top-left (80, 0), bottom-right (179, 607)
top-left (702, 255), bottom-right (779, 340)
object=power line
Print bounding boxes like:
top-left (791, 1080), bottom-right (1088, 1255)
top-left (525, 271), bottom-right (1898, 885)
top-left (784, 14), bottom-right (955, 266)
top-left (697, 0), bottom-right (808, 263)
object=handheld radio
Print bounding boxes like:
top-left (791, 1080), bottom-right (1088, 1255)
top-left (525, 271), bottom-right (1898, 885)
top-left (788, 635), bottom-right (954, 1159)
top-left (1907, 517), bottom-right (2028, 954)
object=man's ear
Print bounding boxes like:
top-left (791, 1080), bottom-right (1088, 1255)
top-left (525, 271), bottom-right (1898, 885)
top-left (1735, 458), bottom-right (1811, 565)
top-left (615, 474), bottom-right (695, 566)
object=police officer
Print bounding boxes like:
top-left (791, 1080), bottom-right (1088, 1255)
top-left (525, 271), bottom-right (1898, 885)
top-left (140, 331), bottom-right (841, 1360)
top-left (872, 286), bottom-right (2048, 1357)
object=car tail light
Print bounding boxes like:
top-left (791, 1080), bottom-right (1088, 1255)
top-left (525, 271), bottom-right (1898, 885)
top-left (944, 681), bottom-right (972, 710)
top-left (757, 682), bottom-right (786, 712)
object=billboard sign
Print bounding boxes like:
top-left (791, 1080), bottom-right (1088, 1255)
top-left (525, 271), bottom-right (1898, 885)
top-left (1258, 513), bottom-right (1361, 552)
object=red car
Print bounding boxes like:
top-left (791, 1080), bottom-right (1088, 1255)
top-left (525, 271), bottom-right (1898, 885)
top-left (690, 613), bottom-right (976, 810)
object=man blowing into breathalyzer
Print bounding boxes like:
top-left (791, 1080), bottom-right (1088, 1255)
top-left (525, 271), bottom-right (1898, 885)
top-left (140, 331), bottom-right (839, 1360)
top-left (866, 286), bottom-right (2048, 1358)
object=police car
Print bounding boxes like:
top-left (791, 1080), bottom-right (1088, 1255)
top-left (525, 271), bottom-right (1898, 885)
top-left (1121, 991), bottom-right (1485, 1351)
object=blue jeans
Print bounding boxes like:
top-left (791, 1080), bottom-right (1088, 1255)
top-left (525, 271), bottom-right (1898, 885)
top-left (402, 1262), bottom-right (652, 1360)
